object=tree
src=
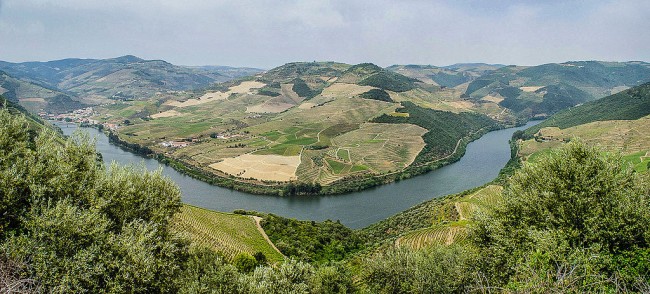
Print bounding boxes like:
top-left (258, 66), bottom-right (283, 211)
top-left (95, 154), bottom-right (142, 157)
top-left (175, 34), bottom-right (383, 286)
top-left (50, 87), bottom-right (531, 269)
top-left (472, 141), bottom-right (650, 288)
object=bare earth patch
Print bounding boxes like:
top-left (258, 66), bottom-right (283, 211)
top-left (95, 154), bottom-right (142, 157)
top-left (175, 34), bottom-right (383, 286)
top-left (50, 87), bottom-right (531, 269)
top-left (246, 102), bottom-right (294, 113)
top-left (280, 84), bottom-right (301, 103)
top-left (209, 154), bottom-right (300, 182)
top-left (481, 94), bottom-right (504, 103)
top-left (18, 98), bottom-right (46, 102)
top-left (298, 102), bottom-right (317, 109)
top-left (167, 81), bottom-right (266, 108)
top-left (151, 109), bottom-right (183, 118)
top-left (320, 83), bottom-right (376, 98)
top-left (520, 86), bottom-right (543, 92)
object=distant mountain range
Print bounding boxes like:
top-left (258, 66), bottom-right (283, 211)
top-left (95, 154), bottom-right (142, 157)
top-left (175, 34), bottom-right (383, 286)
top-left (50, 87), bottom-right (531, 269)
top-left (0, 55), bottom-right (263, 113)
top-left (388, 61), bottom-right (650, 118)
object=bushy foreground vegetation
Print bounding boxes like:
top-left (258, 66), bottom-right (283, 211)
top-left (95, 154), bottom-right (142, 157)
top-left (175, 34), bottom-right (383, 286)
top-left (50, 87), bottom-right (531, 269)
top-left (1, 105), bottom-right (649, 293)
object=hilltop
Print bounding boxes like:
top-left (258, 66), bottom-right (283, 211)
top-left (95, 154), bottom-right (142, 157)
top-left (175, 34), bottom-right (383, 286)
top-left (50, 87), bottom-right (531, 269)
top-left (96, 61), bottom-right (500, 195)
top-left (515, 82), bottom-right (650, 171)
top-left (390, 61), bottom-right (650, 119)
top-left (0, 56), bottom-right (263, 113)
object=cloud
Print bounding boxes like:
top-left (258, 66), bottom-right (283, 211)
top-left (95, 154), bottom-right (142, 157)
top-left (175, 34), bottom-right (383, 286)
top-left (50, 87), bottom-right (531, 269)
top-left (0, 0), bottom-right (648, 67)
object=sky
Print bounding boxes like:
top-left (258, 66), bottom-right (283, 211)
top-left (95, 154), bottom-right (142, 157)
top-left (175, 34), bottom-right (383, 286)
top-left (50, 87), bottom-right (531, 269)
top-left (0, 0), bottom-right (649, 68)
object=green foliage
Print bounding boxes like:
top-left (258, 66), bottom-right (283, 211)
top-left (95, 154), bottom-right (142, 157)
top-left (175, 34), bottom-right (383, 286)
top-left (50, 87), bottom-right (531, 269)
top-left (239, 259), bottom-right (314, 293)
top-left (0, 108), bottom-right (188, 292)
top-left (261, 214), bottom-right (366, 263)
top-left (472, 141), bottom-right (650, 288)
top-left (95, 163), bottom-right (181, 229)
top-left (233, 253), bottom-right (258, 273)
top-left (257, 89), bottom-right (280, 97)
top-left (292, 78), bottom-right (322, 99)
top-left (360, 245), bottom-right (477, 293)
top-left (373, 101), bottom-right (497, 165)
top-left (526, 81), bottom-right (650, 135)
top-left (175, 248), bottom-right (240, 294)
top-left (358, 89), bottom-right (392, 102)
top-left (358, 71), bottom-right (418, 92)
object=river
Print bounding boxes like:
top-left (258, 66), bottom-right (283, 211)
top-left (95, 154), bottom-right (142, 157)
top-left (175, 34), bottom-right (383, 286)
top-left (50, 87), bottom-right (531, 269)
top-left (55, 121), bottom-right (539, 229)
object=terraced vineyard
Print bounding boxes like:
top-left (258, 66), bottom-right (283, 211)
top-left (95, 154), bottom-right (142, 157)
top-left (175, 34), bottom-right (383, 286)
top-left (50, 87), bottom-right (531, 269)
top-left (520, 115), bottom-right (650, 167)
top-left (97, 61), bottom-right (499, 194)
top-left (397, 223), bottom-right (468, 249)
top-left (172, 205), bottom-right (284, 263)
top-left (395, 185), bottom-right (503, 249)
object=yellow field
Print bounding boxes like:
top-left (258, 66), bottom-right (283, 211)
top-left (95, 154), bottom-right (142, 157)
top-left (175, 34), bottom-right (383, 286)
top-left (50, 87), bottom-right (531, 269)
top-left (150, 109), bottom-right (182, 118)
top-left (167, 81), bottom-right (266, 107)
top-left (320, 83), bottom-right (376, 98)
top-left (209, 153), bottom-right (301, 182)
top-left (18, 97), bottom-right (46, 102)
top-left (520, 86), bottom-right (543, 92)
top-left (481, 94), bottom-right (504, 103)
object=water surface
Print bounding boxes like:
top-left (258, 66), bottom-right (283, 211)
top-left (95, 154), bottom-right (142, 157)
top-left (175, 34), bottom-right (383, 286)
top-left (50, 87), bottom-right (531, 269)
top-left (56, 121), bottom-right (539, 229)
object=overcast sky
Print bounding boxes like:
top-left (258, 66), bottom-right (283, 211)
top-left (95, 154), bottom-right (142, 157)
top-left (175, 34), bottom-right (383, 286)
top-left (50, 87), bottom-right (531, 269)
top-left (0, 0), bottom-right (648, 68)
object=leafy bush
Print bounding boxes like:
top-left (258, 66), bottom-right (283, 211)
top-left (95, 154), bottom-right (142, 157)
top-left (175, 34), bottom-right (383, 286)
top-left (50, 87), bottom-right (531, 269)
top-left (361, 245), bottom-right (477, 293)
top-left (359, 89), bottom-right (392, 102)
top-left (261, 214), bottom-right (366, 263)
top-left (472, 141), bottom-right (650, 289)
top-left (292, 78), bottom-right (321, 99)
top-left (358, 71), bottom-right (417, 92)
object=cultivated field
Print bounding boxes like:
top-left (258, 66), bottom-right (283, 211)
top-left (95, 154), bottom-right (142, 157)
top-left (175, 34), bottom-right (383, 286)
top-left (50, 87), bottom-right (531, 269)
top-left (396, 185), bottom-right (503, 249)
top-left (172, 205), bottom-right (284, 263)
top-left (332, 123), bottom-right (427, 172)
top-left (520, 115), bottom-right (650, 164)
top-left (209, 154), bottom-right (300, 182)
top-left (167, 81), bottom-right (266, 107)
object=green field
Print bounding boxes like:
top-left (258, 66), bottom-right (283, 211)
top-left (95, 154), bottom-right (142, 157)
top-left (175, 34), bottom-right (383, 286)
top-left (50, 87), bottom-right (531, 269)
top-left (172, 205), bottom-right (284, 263)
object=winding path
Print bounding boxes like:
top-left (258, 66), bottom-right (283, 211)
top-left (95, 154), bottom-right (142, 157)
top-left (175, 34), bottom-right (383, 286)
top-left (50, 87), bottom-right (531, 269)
top-left (251, 216), bottom-right (286, 259)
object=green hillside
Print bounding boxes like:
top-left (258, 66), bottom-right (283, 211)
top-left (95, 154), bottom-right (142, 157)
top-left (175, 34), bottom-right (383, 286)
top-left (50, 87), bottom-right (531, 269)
top-left (525, 81), bottom-right (650, 135)
top-left (0, 56), bottom-right (263, 112)
top-left (0, 71), bottom-right (86, 114)
top-left (2, 104), bottom-right (650, 293)
top-left (464, 61), bottom-right (650, 118)
top-left (97, 61), bottom-right (498, 195)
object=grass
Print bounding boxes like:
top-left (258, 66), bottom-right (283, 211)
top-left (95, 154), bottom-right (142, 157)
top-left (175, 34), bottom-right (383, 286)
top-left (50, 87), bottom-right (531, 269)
top-left (521, 115), bottom-right (650, 167)
top-left (326, 158), bottom-right (350, 174)
top-left (336, 149), bottom-right (350, 162)
top-left (172, 205), bottom-right (284, 263)
top-left (622, 150), bottom-right (650, 172)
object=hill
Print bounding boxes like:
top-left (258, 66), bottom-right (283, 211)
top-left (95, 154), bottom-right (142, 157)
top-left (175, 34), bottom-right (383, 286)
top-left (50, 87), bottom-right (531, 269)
top-left (387, 63), bottom-right (504, 88)
top-left (96, 61), bottom-right (499, 195)
top-left (515, 82), bottom-right (650, 173)
top-left (462, 61), bottom-right (650, 118)
top-left (0, 56), bottom-right (263, 112)
top-left (172, 205), bottom-right (284, 263)
top-left (0, 71), bottom-right (86, 114)
top-left (524, 81), bottom-right (650, 135)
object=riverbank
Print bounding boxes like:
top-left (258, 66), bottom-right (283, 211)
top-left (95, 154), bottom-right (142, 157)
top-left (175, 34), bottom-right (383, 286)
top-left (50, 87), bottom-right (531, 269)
top-left (104, 124), bottom-right (501, 196)
top-left (56, 121), bottom-right (539, 228)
